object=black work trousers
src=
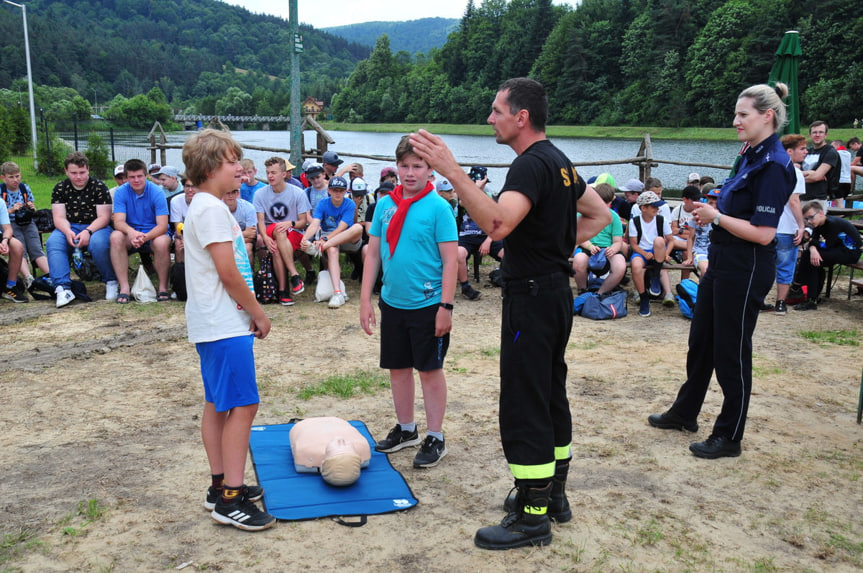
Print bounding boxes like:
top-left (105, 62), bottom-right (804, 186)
top-left (499, 272), bottom-right (573, 480)
top-left (671, 241), bottom-right (775, 441)
top-left (797, 246), bottom-right (861, 300)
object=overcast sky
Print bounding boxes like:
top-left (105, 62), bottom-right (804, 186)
top-left (224, 0), bottom-right (581, 30)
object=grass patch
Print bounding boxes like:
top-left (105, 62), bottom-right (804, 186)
top-left (635, 518), bottom-right (665, 546)
top-left (752, 364), bottom-right (783, 378)
top-left (296, 370), bottom-right (389, 400)
top-left (0, 529), bottom-right (43, 568)
top-left (58, 498), bottom-right (108, 538)
top-left (480, 346), bottom-right (500, 357)
top-left (798, 329), bottom-right (860, 347)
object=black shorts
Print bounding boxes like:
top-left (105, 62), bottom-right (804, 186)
top-left (379, 300), bottom-right (449, 372)
top-left (458, 234), bottom-right (503, 260)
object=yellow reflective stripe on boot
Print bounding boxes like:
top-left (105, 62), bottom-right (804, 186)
top-left (509, 461), bottom-right (555, 480)
top-left (524, 503), bottom-right (548, 516)
top-left (554, 444), bottom-right (572, 461)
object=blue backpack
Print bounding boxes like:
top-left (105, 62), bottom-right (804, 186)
top-left (579, 290), bottom-right (628, 320)
top-left (675, 279), bottom-right (698, 319)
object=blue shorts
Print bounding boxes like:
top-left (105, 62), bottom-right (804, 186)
top-left (631, 248), bottom-right (653, 264)
top-left (775, 233), bottom-right (799, 285)
top-left (196, 334), bottom-right (259, 412)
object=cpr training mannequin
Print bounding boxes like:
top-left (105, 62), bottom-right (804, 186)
top-left (289, 417), bottom-right (372, 486)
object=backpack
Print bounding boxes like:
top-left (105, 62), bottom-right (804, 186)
top-left (254, 253), bottom-right (277, 304)
top-left (170, 262), bottom-right (187, 301)
top-left (34, 209), bottom-right (55, 233)
top-left (675, 278), bottom-right (699, 319)
top-left (580, 290), bottom-right (627, 320)
top-left (573, 290), bottom-right (592, 314)
top-left (632, 215), bottom-right (665, 245)
top-left (28, 276), bottom-right (54, 300)
top-left (75, 250), bottom-right (102, 282)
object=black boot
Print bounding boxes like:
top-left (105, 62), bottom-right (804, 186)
top-left (502, 460), bottom-right (571, 522)
top-left (475, 482), bottom-right (552, 550)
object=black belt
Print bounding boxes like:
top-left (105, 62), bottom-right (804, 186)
top-left (502, 272), bottom-right (569, 296)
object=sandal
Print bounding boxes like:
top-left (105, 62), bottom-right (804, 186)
top-left (157, 291), bottom-right (171, 302)
top-left (116, 293), bottom-right (130, 304)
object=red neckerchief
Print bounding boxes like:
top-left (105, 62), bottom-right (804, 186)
top-left (385, 182), bottom-right (434, 256)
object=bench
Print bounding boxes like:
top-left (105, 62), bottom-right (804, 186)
top-left (845, 261), bottom-right (863, 301)
top-left (824, 260), bottom-right (863, 300)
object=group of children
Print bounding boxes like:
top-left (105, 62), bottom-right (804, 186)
top-left (573, 173), bottom-right (720, 317)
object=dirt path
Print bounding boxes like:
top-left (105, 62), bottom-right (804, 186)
top-left (1, 272), bottom-right (861, 572)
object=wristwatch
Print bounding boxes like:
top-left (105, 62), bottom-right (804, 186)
top-left (714, 212), bottom-right (722, 227)
top-left (439, 302), bottom-right (454, 311)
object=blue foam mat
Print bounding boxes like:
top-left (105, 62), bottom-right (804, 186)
top-left (249, 421), bottom-right (418, 521)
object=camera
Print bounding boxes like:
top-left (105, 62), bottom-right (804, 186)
top-left (468, 166), bottom-right (488, 182)
top-left (15, 206), bottom-right (35, 225)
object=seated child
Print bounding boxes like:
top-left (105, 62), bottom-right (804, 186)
top-left (572, 183), bottom-right (626, 295)
top-left (669, 185), bottom-right (701, 277)
top-left (1, 161), bottom-right (49, 288)
top-left (629, 191), bottom-right (674, 317)
top-left (685, 187), bottom-right (719, 276)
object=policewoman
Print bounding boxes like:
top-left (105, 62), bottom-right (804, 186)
top-left (649, 83), bottom-right (796, 459)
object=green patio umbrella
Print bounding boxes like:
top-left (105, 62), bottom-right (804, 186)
top-left (768, 30), bottom-right (802, 135)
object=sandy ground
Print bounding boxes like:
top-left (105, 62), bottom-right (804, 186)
top-left (1, 265), bottom-right (862, 572)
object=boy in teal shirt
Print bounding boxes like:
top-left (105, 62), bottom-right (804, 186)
top-left (360, 135), bottom-right (457, 469)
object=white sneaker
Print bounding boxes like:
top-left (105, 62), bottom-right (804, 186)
top-left (105, 280), bottom-right (119, 301)
top-left (328, 292), bottom-right (346, 309)
top-left (55, 286), bottom-right (75, 308)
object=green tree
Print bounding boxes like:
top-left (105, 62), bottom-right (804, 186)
top-left (215, 87), bottom-right (252, 116)
top-left (105, 93), bottom-right (172, 128)
top-left (685, 0), bottom-right (792, 126)
top-left (85, 133), bottom-right (111, 180)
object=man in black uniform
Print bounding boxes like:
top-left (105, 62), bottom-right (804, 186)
top-left (410, 78), bottom-right (609, 550)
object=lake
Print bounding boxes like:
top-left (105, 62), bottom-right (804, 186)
top-left (121, 129), bottom-right (743, 193)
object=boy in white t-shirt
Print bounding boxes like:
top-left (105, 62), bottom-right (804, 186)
top-left (629, 191), bottom-right (673, 317)
top-left (181, 129), bottom-right (274, 531)
top-left (670, 185), bottom-right (701, 278)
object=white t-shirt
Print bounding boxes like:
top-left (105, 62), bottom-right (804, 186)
top-left (670, 204), bottom-right (696, 236)
top-left (629, 214), bottom-right (672, 251)
top-left (170, 193), bottom-right (190, 224)
top-left (184, 192), bottom-right (255, 344)
top-left (837, 149), bottom-right (851, 184)
top-left (777, 167), bottom-right (805, 235)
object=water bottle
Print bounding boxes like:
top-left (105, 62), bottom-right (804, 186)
top-left (72, 239), bottom-right (83, 270)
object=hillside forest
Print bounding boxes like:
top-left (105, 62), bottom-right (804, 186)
top-left (331, 0), bottom-right (861, 127)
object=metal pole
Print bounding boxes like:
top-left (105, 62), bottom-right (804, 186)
top-left (289, 0), bottom-right (301, 173)
top-left (3, 1), bottom-right (40, 171)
